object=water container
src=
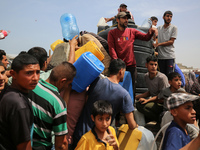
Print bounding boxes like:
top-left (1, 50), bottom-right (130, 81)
top-left (75, 41), bottom-right (104, 61)
top-left (60, 13), bottom-right (79, 41)
top-left (72, 52), bottom-right (105, 92)
top-left (141, 18), bottom-right (152, 28)
top-left (50, 39), bottom-right (64, 51)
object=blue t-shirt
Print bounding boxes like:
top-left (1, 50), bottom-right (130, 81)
top-left (162, 121), bottom-right (191, 150)
top-left (73, 77), bottom-right (134, 146)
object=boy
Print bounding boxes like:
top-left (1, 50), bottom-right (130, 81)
top-left (158, 72), bottom-right (185, 112)
top-left (162, 93), bottom-right (200, 150)
top-left (75, 100), bottom-right (119, 150)
top-left (151, 16), bottom-right (158, 27)
top-left (136, 55), bottom-right (169, 122)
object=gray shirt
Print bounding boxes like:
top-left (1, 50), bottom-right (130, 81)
top-left (157, 24), bottom-right (177, 59)
top-left (145, 72), bottom-right (169, 96)
top-left (158, 87), bottom-right (185, 110)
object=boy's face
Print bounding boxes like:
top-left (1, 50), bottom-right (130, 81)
top-left (171, 101), bottom-right (196, 125)
top-left (169, 76), bottom-right (181, 91)
top-left (152, 20), bottom-right (158, 26)
top-left (91, 114), bottom-right (111, 133)
top-left (146, 61), bottom-right (158, 74)
top-left (11, 64), bottom-right (40, 93)
top-left (120, 6), bottom-right (127, 12)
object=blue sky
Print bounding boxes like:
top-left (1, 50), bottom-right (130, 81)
top-left (1, 0), bottom-right (200, 68)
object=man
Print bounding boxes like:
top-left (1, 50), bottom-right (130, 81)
top-left (0, 62), bottom-right (7, 96)
top-left (72, 59), bottom-right (138, 148)
top-left (155, 10), bottom-right (177, 76)
top-left (27, 47), bottom-right (50, 80)
top-left (105, 3), bottom-right (134, 24)
top-left (29, 61), bottom-right (76, 150)
top-left (135, 55), bottom-right (169, 122)
top-left (0, 49), bottom-right (9, 69)
top-left (0, 54), bottom-right (40, 149)
top-left (108, 12), bottom-right (158, 94)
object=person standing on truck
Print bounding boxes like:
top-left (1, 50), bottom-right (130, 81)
top-left (154, 10), bottom-right (177, 76)
top-left (107, 11), bottom-right (158, 95)
top-left (104, 3), bottom-right (134, 24)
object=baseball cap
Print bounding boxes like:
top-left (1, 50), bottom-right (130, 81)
top-left (166, 93), bottom-right (200, 110)
top-left (116, 12), bottom-right (131, 19)
top-left (120, 3), bottom-right (127, 7)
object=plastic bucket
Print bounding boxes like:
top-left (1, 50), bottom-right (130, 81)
top-left (72, 52), bottom-right (105, 92)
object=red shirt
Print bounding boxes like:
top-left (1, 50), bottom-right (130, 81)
top-left (108, 28), bottom-right (153, 67)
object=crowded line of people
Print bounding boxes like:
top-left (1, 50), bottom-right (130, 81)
top-left (0, 4), bottom-right (200, 150)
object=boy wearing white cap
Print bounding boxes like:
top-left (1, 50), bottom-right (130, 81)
top-left (162, 93), bottom-right (200, 150)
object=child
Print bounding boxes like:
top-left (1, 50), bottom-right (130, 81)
top-left (75, 100), bottom-right (119, 150)
top-left (158, 72), bottom-right (185, 112)
top-left (162, 93), bottom-right (200, 150)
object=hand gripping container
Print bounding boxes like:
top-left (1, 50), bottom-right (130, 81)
top-left (75, 41), bottom-right (104, 61)
top-left (72, 52), bottom-right (105, 93)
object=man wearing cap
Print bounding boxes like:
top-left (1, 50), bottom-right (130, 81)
top-left (108, 12), bottom-right (158, 95)
top-left (162, 92), bottom-right (200, 150)
top-left (104, 3), bottom-right (134, 24)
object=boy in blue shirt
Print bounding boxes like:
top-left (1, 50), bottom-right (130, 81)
top-left (162, 93), bottom-right (200, 150)
top-left (75, 100), bottom-right (119, 150)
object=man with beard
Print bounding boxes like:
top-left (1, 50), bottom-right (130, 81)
top-left (108, 11), bottom-right (158, 95)
top-left (154, 10), bottom-right (177, 76)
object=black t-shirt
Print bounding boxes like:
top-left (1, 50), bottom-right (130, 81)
top-left (0, 87), bottom-right (33, 150)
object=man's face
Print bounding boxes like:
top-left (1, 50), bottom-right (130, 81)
top-left (169, 76), bottom-right (182, 91)
top-left (11, 64), bottom-right (40, 93)
top-left (0, 66), bottom-right (6, 91)
top-left (117, 16), bottom-right (128, 28)
top-left (146, 61), bottom-right (158, 74)
top-left (173, 102), bottom-right (196, 125)
top-left (152, 20), bottom-right (158, 26)
top-left (163, 14), bottom-right (172, 24)
top-left (2, 55), bottom-right (9, 68)
top-left (120, 6), bottom-right (127, 12)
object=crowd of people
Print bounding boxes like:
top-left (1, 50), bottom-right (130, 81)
top-left (0, 3), bottom-right (200, 150)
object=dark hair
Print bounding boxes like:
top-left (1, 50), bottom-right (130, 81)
top-left (108, 59), bottom-right (126, 75)
top-left (151, 16), bottom-right (158, 21)
top-left (163, 10), bottom-right (173, 17)
top-left (28, 47), bottom-right (48, 69)
top-left (49, 61), bottom-right (76, 82)
top-left (0, 49), bottom-right (6, 61)
top-left (167, 72), bottom-right (181, 81)
top-left (146, 55), bottom-right (158, 63)
top-left (92, 100), bottom-right (113, 118)
top-left (18, 51), bottom-right (27, 55)
top-left (11, 54), bottom-right (39, 72)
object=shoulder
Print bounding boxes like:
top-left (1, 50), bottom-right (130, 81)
top-left (157, 72), bottom-right (168, 79)
top-left (170, 24), bottom-right (177, 29)
top-left (1, 89), bottom-right (27, 106)
top-left (157, 25), bottom-right (163, 30)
